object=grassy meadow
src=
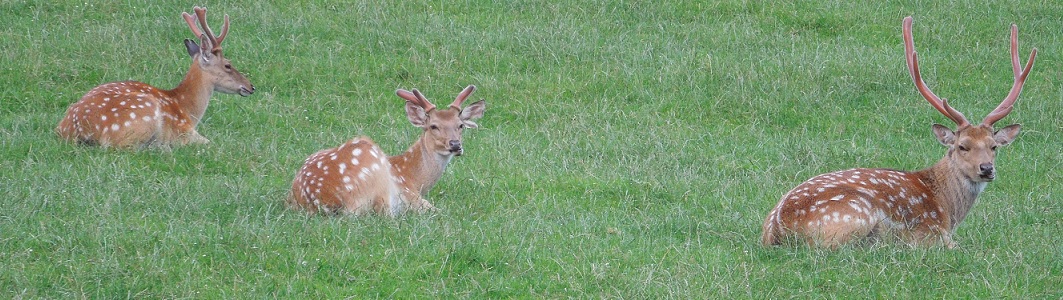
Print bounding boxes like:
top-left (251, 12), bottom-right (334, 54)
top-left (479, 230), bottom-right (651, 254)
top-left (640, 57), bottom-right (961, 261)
top-left (2, 0), bottom-right (1061, 298)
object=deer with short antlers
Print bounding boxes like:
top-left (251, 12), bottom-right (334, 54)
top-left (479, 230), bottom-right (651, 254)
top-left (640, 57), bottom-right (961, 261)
top-left (761, 16), bottom-right (1036, 249)
top-left (288, 86), bottom-right (486, 216)
top-left (55, 6), bottom-right (254, 149)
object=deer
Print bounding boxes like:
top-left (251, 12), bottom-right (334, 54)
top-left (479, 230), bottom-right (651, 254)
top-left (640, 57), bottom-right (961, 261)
top-left (287, 85), bottom-right (486, 216)
top-left (55, 6), bottom-right (254, 149)
top-left (761, 16), bottom-right (1036, 249)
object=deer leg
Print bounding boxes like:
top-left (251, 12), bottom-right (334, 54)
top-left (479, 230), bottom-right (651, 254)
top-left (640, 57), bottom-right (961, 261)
top-left (77, 136), bottom-right (100, 146)
top-left (142, 133), bottom-right (159, 148)
top-left (894, 225), bottom-right (954, 248)
top-left (188, 130), bottom-right (211, 144)
top-left (815, 223), bottom-right (873, 249)
top-left (419, 199), bottom-right (437, 212)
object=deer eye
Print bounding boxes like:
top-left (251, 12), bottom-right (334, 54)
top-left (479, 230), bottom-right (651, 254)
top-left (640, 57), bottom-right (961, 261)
top-left (430, 125), bottom-right (439, 130)
top-left (991, 145), bottom-right (998, 151)
top-left (957, 145), bottom-right (969, 152)
top-left (458, 124), bottom-right (465, 129)
top-left (224, 64), bottom-right (233, 70)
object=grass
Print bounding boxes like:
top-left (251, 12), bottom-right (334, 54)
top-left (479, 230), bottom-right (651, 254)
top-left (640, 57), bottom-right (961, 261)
top-left (2, 0), bottom-right (1061, 298)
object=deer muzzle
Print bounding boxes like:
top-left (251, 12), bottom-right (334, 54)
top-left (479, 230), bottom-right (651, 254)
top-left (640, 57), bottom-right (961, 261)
top-left (979, 163), bottom-right (995, 180)
top-left (239, 85), bottom-right (255, 97)
top-left (448, 140), bottom-right (463, 156)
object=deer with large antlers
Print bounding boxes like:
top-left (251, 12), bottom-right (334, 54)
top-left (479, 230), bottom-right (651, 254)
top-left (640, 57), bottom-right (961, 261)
top-left (288, 86), bottom-right (486, 216)
top-left (55, 6), bottom-right (254, 149)
top-left (761, 17), bottom-right (1036, 249)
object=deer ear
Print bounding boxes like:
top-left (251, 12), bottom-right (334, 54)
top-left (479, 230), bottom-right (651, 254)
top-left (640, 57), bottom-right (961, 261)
top-left (184, 39), bottom-right (201, 58)
top-left (931, 124), bottom-right (956, 146)
top-left (993, 124), bottom-right (1021, 146)
top-left (405, 101), bottom-right (428, 127)
top-left (197, 34), bottom-right (214, 62)
top-left (460, 100), bottom-right (486, 121)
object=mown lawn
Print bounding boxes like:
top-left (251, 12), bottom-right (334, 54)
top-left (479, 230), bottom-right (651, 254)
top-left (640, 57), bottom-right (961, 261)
top-left (1, 0), bottom-right (1060, 298)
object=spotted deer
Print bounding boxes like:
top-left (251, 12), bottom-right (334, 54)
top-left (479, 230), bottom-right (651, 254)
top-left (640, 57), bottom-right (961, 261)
top-left (55, 6), bottom-right (254, 149)
top-left (288, 86), bottom-right (486, 216)
top-left (761, 17), bottom-right (1036, 249)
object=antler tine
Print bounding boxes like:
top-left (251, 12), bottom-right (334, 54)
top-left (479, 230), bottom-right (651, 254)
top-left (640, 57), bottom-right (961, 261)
top-left (903, 16), bottom-right (970, 127)
top-left (983, 24), bottom-right (1037, 126)
top-left (396, 89), bottom-right (415, 101)
top-left (193, 7), bottom-right (221, 51)
top-left (181, 12), bottom-right (204, 40)
top-left (216, 14), bottom-right (230, 46)
top-left (1011, 25), bottom-right (1021, 76)
top-left (412, 89), bottom-right (437, 111)
top-left (396, 89), bottom-right (424, 107)
top-left (449, 85), bottom-right (477, 109)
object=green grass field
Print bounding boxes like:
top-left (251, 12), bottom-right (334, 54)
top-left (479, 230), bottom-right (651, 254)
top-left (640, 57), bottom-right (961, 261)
top-left (2, 0), bottom-right (1060, 298)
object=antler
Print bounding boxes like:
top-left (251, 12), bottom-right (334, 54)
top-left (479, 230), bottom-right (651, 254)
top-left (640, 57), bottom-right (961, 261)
top-left (181, 12), bottom-right (203, 40)
top-left (413, 90), bottom-right (437, 111)
top-left (396, 85), bottom-right (476, 111)
top-left (396, 89), bottom-right (436, 111)
top-left (903, 16), bottom-right (970, 127)
top-left (983, 24), bottom-right (1037, 126)
top-left (181, 6), bottom-right (230, 51)
top-left (449, 85), bottom-right (476, 109)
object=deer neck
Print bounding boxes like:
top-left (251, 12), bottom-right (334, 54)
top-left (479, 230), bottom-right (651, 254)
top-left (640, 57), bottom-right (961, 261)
top-left (918, 157), bottom-right (986, 230)
top-left (388, 135), bottom-right (454, 197)
top-left (165, 61), bottom-right (214, 125)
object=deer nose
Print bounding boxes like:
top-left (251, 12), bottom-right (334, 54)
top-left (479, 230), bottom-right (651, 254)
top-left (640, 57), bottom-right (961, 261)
top-left (979, 163), bottom-right (994, 174)
top-left (448, 140), bottom-right (462, 150)
top-left (239, 85), bottom-right (255, 96)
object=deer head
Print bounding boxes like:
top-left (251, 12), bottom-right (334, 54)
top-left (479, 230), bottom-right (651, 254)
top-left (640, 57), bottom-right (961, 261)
top-left (396, 85), bottom-right (486, 157)
top-left (903, 16), bottom-right (1034, 182)
top-left (181, 6), bottom-right (254, 97)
